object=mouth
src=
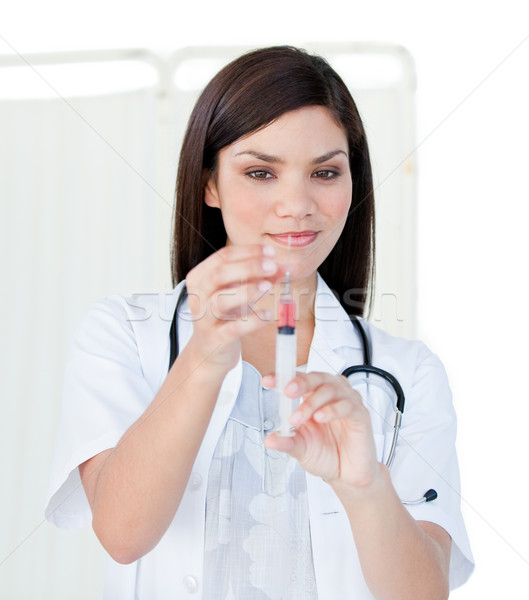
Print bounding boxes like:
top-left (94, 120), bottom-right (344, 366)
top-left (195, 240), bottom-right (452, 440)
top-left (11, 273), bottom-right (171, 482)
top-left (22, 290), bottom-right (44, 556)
top-left (268, 231), bottom-right (319, 247)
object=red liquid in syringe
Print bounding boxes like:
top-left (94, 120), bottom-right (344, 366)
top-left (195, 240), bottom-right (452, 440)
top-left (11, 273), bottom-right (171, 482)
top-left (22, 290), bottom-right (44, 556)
top-left (278, 298), bottom-right (296, 333)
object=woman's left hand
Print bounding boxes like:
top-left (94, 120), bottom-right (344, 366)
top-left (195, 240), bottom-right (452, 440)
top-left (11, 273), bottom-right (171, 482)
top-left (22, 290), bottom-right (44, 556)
top-left (263, 371), bottom-right (381, 489)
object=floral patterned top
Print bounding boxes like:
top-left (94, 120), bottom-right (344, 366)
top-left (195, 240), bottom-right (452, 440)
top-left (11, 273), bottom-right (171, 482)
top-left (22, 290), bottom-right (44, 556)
top-left (203, 362), bottom-right (318, 600)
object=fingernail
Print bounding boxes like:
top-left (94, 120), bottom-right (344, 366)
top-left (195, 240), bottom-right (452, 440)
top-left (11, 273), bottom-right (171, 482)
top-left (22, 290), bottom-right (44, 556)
top-left (285, 382), bottom-right (299, 395)
top-left (314, 410), bottom-right (327, 422)
top-left (289, 411), bottom-right (302, 426)
top-left (262, 259), bottom-right (278, 273)
top-left (263, 245), bottom-right (276, 257)
top-left (258, 280), bottom-right (272, 292)
top-left (262, 375), bottom-right (274, 389)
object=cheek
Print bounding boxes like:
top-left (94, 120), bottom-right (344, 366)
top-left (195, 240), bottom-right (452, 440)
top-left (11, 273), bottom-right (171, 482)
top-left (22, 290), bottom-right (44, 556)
top-left (339, 182), bottom-right (353, 220)
top-left (220, 196), bottom-right (267, 245)
top-left (319, 190), bottom-right (352, 250)
top-left (323, 185), bottom-right (352, 223)
top-left (223, 197), bottom-right (264, 226)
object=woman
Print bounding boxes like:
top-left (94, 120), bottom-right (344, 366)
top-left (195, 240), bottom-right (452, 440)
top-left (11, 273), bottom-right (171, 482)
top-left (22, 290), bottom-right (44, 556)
top-left (46, 46), bottom-right (473, 599)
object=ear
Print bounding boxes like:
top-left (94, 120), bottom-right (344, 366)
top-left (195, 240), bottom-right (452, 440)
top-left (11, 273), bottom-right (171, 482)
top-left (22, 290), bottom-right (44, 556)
top-left (204, 175), bottom-right (221, 209)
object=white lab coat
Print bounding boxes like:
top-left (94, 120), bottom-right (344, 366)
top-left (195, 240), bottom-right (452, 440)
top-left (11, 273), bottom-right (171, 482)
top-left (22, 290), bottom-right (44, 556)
top-left (46, 275), bottom-right (474, 599)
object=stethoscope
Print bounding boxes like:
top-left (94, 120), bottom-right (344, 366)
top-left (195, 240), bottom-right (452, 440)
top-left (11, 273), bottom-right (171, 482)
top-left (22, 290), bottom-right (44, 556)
top-left (169, 285), bottom-right (437, 505)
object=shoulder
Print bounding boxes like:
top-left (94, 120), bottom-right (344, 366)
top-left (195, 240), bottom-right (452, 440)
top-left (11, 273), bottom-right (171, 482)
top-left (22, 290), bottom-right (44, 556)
top-left (76, 284), bottom-right (183, 341)
top-left (360, 318), bottom-right (443, 373)
top-left (81, 288), bottom-right (179, 326)
top-left (358, 319), bottom-right (452, 411)
top-left (70, 284), bottom-right (184, 389)
top-left (314, 274), bottom-right (446, 384)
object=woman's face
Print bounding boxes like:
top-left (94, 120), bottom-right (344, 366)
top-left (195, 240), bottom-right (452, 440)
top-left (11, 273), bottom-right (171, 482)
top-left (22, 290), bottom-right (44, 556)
top-left (205, 105), bottom-right (352, 284)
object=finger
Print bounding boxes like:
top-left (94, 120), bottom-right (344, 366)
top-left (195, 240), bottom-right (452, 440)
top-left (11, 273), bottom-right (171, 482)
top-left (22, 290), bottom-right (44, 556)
top-left (312, 396), bottom-right (361, 424)
top-left (262, 374), bottom-right (275, 388)
top-left (289, 383), bottom-right (348, 427)
top-left (287, 375), bottom-right (360, 427)
top-left (216, 243), bottom-right (276, 265)
top-left (189, 245), bottom-right (279, 298)
top-left (264, 429), bottom-right (306, 457)
top-left (283, 371), bottom-right (351, 398)
top-left (188, 244), bottom-right (268, 284)
top-left (210, 255), bottom-right (279, 292)
top-left (211, 280), bottom-right (273, 320)
top-left (261, 370), bottom-right (306, 390)
top-left (216, 308), bottom-right (274, 341)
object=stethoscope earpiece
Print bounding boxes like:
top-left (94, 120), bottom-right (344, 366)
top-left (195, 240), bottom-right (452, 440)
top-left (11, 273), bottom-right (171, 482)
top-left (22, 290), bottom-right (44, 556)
top-left (402, 489), bottom-right (438, 505)
top-left (424, 488), bottom-right (438, 502)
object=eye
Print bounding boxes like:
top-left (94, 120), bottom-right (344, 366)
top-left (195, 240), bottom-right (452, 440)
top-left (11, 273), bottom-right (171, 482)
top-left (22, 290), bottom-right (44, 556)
top-left (246, 170), bottom-right (273, 180)
top-left (312, 169), bottom-right (339, 180)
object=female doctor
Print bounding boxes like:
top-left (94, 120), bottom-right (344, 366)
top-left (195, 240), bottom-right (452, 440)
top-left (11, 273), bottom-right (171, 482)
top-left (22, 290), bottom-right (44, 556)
top-left (46, 46), bottom-right (474, 599)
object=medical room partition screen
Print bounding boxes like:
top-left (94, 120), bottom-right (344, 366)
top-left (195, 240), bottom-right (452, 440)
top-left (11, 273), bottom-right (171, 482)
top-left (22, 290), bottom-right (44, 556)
top-left (0, 43), bottom-right (416, 598)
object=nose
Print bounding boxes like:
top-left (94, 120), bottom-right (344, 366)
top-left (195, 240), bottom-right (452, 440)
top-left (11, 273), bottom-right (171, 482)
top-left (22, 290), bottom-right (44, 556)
top-left (273, 177), bottom-right (314, 219)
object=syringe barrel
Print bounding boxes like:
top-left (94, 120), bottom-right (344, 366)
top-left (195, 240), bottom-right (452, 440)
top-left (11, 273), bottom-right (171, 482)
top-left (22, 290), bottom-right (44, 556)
top-left (276, 331), bottom-right (296, 387)
top-left (275, 330), bottom-right (297, 436)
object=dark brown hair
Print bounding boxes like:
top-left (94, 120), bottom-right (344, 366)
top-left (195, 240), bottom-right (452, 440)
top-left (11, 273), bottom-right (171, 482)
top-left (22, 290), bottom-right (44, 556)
top-left (172, 45), bottom-right (375, 316)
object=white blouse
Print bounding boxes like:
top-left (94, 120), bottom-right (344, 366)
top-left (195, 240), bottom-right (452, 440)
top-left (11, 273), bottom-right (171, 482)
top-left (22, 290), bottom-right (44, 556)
top-left (203, 362), bottom-right (317, 600)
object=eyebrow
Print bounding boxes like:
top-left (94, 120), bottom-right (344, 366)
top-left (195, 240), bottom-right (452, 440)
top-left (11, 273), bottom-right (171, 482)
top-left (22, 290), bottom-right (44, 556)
top-left (233, 149), bottom-right (348, 164)
top-left (311, 150), bottom-right (348, 164)
top-left (234, 150), bottom-right (284, 163)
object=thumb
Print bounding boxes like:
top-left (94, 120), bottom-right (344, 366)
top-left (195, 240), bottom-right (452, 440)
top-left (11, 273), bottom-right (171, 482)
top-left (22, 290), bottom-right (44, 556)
top-left (264, 430), bottom-right (306, 460)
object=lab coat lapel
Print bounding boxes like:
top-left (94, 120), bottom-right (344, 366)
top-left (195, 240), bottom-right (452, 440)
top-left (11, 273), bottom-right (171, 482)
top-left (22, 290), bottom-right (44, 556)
top-left (306, 327), bottom-right (347, 374)
top-left (306, 274), bottom-right (362, 375)
top-left (306, 275), bottom-right (368, 598)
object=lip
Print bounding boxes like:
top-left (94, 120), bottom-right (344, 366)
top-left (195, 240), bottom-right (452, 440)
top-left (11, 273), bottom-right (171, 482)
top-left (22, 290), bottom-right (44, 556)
top-left (268, 231), bottom-right (319, 247)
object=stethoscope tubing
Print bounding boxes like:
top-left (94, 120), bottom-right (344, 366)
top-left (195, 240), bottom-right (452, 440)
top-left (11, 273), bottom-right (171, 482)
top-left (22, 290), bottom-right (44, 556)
top-left (169, 286), bottom-right (436, 504)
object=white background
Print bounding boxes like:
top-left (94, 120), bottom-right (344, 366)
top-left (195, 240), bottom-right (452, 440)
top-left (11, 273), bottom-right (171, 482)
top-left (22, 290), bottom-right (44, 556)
top-left (1, 0), bottom-right (529, 597)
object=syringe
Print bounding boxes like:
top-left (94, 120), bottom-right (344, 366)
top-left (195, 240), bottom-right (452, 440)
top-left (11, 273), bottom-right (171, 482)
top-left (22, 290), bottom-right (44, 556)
top-left (275, 242), bottom-right (297, 436)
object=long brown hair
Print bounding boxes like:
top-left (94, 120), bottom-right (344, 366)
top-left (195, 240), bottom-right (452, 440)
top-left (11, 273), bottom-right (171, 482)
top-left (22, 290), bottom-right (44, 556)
top-left (172, 45), bottom-right (375, 316)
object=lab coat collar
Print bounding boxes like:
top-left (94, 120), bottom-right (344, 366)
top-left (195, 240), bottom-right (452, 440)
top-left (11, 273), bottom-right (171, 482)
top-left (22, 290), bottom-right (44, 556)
top-left (307, 274), bottom-right (362, 375)
top-left (176, 274), bottom-right (363, 380)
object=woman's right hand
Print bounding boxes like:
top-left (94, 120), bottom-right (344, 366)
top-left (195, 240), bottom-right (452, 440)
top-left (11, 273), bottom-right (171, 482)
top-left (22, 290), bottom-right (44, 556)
top-left (184, 244), bottom-right (282, 371)
top-left (81, 244), bottom-right (282, 564)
